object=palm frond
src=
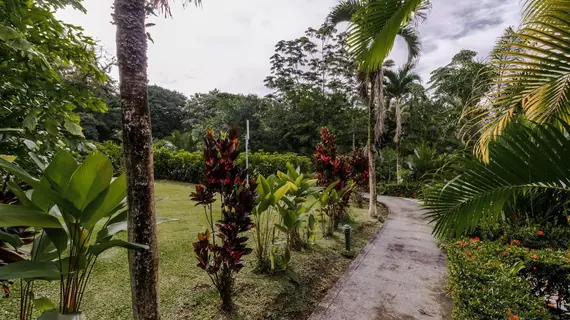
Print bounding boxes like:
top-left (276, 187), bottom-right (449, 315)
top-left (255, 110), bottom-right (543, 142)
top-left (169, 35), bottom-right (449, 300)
top-left (327, 0), bottom-right (363, 26)
top-left (150, 0), bottom-right (201, 17)
top-left (424, 121), bottom-right (570, 238)
top-left (469, 1), bottom-right (570, 159)
top-left (346, 0), bottom-right (426, 72)
top-left (397, 23), bottom-right (421, 63)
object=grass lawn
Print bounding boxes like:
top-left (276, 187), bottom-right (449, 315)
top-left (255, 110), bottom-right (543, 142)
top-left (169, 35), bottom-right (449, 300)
top-left (1, 180), bottom-right (383, 319)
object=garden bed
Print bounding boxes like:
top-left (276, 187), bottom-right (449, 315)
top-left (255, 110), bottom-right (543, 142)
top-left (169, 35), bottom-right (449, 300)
top-left (446, 228), bottom-right (570, 320)
top-left (1, 180), bottom-right (384, 320)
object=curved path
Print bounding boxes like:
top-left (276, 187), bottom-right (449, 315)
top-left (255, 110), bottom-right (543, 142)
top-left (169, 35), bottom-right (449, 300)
top-left (309, 196), bottom-right (452, 320)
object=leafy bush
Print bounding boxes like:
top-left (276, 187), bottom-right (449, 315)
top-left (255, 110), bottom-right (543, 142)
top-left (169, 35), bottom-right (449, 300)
top-left (97, 141), bottom-right (124, 174)
top-left (238, 151), bottom-right (312, 177)
top-left (377, 182), bottom-right (422, 198)
top-left (447, 239), bottom-right (553, 320)
top-left (473, 224), bottom-right (570, 250)
top-left (153, 146), bottom-right (312, 184)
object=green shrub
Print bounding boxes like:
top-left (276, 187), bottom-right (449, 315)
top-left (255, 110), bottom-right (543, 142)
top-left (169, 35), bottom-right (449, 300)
top-left (238, 151), bottom-right (312, 177)
top-left (153, 148), bottom-right (312, 184)
top-left (153, 147), bottom-right (204, 183)
top-left (447, 239), bottom-right (554, 320)
top-left (473, 224), bottom-right (570, 250)
top-left (377, 182), bottom-right (422, 198)
top-left (97, 141), bottom-right (124, 174)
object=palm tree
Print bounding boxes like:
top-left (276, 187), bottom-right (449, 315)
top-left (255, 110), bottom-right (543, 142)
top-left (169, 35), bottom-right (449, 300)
top-left (113, 0), bottom-right (199, 318)
top-left (327, 0), bottom-right (427, 216)
top-left (424, 0), bottom-right (570, 237)
top-left (384, 63), bottom-right (421, 183)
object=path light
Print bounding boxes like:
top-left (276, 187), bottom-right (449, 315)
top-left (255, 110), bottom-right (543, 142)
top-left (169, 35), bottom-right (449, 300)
top-left (343, 224), bottom-right (352, 252)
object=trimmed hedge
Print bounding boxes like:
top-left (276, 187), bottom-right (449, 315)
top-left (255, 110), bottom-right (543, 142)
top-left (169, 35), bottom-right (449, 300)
top-left (154, 148), bottom-right (312, 183)
top-left (377, 182), bottom-right (422, 198)
top-left (97, 141), bottom-right (313, 183)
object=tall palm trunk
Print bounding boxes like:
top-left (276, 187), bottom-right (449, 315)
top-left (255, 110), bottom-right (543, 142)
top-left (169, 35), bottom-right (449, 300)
top-left (367, 86), bottom-right (377, 217)
top-left (114, 1), bottom-right (160, 319)
top-left (394, 98), bottom-right (403, 184)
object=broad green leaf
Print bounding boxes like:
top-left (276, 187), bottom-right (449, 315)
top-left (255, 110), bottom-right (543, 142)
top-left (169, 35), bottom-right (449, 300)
top-left (273, 184), bottom-right (289, 204)
top-left (0, 157), bottom-right (81, 218)
top-left (82, 173), bottom-right (127, 228)
top-left (0, 155), bottom-right (16, 162)
top-left (0, 26), bottom-right (20, 41)
top-left (32, 233), bottom-right (59, 262)
top-left (88, 240), bottom-right (148, 256)
top-left (23, 114), bottom-right (37, 131)
top-left (0, 205), bottom-right (62, 228)
top-left (0, 260), bottom-right (60, 281)
top-left (34, 297), bottom-right (56, 313)
top-left (7, 181), bottom-right (36, 208)
top-left (28, 152), bottom-right (47, 171)
top-left (44, 119), bottom-right (59, 136)
top-left (274, 224), bottom-right (288, 234)
top-left (44, 150), bottom-right (78, 191)
top-left (44, 228), bottom-right (68, 252)
top-left (64, 120), bottom-right (84, 137)
top-left (0, 229), bottom-right (24, 248)
top-left (65, 151), bottom-right (113, 213)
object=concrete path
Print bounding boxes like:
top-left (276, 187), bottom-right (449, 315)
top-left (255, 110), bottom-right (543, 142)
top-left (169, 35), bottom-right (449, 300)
top-left (309, 196), bottom-right (452, 320)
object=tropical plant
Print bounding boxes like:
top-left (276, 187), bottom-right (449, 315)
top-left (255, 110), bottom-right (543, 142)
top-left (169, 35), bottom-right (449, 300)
top-left (0, 150), bottom-right (148, 319)
top-left (319, 181), bottom-right (355, 236)
top-left (164, 130), bottom-right (196, 152)
top-left (190, 129), bottom-right (256, 313)
top-left (0, 0), bottom-right (106, 162)
top-left (327, 0), bottom-right (428, 216)
top-left (384, 63), bottom-right (421, 183)
top-left (252, 175), bottom-right (289, 273)
top-left (273, 164), bottom-right (320, 250)
top-left (424, 121), bottom-right (570, 238)
top-left (466, 0), bottom-right (570, 160)
top-left (314, 128), bottom-right (354, 228)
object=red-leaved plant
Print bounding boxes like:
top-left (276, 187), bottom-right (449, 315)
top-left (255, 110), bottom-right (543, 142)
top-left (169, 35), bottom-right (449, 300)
top-left (191, 129), bottom-right (256, 313)
top-left (314, 128), bottom-right (355, 233)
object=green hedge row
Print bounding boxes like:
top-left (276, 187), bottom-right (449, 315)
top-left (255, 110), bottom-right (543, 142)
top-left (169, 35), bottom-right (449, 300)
top-left (98, 143), bottom-right (313, 183)
top-left (376, 182), bottom-right (422, 198)
top-left (447, 236), bottom-right (568, 319)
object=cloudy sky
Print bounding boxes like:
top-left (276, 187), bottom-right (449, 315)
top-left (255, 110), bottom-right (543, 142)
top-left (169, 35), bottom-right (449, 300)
top-left (57, 0), bottom-right (522, 96)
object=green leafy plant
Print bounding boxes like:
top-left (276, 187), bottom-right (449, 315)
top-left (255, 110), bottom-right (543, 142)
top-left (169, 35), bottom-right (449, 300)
top-left (319, 181), bottom-right (355, 236)
top-left (424, 121), bottom-right (570, 238)
top-left (0, 150), bottom-right (148, 319)
top-left (273, 163), bottom-right (320, 251)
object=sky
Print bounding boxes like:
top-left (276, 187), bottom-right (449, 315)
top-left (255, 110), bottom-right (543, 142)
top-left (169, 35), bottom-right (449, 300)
top-left (57, 0), bottom-right (522, 97)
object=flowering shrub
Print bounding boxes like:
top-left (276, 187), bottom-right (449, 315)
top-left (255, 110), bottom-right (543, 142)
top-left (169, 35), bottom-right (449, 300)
top-left (446, 235), bottom-right (570, 319)
top-left (190, 129), bottom-right (257, 313)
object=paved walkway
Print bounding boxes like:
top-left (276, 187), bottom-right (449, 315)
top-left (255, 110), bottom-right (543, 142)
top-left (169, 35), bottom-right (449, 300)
top-left (309, 196), bottom-right (452, 320)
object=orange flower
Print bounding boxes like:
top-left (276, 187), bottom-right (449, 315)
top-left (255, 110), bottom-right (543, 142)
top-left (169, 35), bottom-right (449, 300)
top-left (537, 230), bottom-right (545, 236)
top-left (470, 237), bottom-right (480, 243)
top-left (511, 240), bottom-right (520, 246)
top-left (547, 248), bottom-right (553, 251)
top-left (507, 312), bottom-right (519, 320)
top-left (531, 254), bottom-right (539, 260)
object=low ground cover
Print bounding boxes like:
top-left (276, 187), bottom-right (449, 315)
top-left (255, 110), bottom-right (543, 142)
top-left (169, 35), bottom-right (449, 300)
top-left (1, 180), bottom-right (383, 319)
top-left (446, 226), bottom-right (570, 320)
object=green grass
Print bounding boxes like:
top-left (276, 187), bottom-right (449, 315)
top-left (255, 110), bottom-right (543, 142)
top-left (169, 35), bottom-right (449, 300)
top-left (1, 180), bottom-right (382, 319)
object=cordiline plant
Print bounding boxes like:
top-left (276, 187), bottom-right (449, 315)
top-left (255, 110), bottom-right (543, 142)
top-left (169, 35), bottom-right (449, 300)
top-left (314, 128), bottom-right (355, 233)
top-left (0, 150), bottom-right (148, 320)
top-left (191, 129), bottom-right (256, 313)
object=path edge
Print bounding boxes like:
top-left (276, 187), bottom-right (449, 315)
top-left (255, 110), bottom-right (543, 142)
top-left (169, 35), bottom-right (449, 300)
top-left (307, 198), bottom-right (390, 320)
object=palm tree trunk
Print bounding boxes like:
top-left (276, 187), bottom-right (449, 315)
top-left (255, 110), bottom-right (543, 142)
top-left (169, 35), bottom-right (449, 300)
top-left (367, 99), bottom-right (377, 217)
top-left (394, 99), bottom-right (403, 184)
top-left (114, 1), bottom-right (160, 319)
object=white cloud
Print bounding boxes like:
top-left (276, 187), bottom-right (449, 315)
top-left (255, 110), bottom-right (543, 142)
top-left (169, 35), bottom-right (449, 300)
top-left (57, 0), bottom-right (522, 96)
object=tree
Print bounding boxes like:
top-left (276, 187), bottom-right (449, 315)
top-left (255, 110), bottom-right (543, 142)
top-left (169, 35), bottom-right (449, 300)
top-left (148, 85), bottom-right (187, 139)
top-left (114, 1), bottom-right (200, 318)
top-left (327, 0), bottom-right (427, 216)
top-left (384, 63), bottom-right (421, 183)
top-left (0, 0), bottom-right (106, 162)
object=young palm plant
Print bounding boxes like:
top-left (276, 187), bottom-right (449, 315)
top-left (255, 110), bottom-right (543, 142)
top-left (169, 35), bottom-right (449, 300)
top-left (0, 150), bottom-right (148, 319)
